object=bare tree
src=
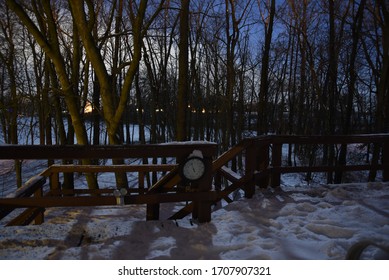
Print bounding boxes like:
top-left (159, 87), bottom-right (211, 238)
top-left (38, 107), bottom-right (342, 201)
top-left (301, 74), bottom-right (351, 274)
top-left (335, 0), bottom-right (367, 183)
top-left (0, 4), bottom-right (22, 187)
top-left (369, 0), bottom-right (389, 180)
top-left (257, 0), bottom-right (275, 135)
top-left (69, 0), bottom-right (165, 187)
top-left (177, 0), bottom-right (190, 141)
top-left (5, 0), bottom-right (100, 189)
top-left (375, 0), bottom-right (389, 133)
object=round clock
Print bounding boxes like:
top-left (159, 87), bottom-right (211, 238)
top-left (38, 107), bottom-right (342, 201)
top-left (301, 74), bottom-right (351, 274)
top-left (181, 156), bottom-right (206, 182)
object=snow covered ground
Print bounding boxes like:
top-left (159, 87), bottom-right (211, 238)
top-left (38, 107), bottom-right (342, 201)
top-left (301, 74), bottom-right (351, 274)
top-left (0, 176), bottom-right (388, 260)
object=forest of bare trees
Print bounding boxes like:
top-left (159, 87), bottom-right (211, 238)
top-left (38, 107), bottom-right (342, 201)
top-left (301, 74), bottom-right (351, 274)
top-left (0, 0), bottom-right (388, 186)
top-left (1, 0), bottom-right (388, 143)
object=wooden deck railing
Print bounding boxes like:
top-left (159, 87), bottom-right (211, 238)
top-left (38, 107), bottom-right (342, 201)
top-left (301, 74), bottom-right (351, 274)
top-left (0, 175), bottom-right (46, 226)
top-left (0, 134), bottom-right (388, 226)
top-left (0, 142), bottom-right (218, 224)
top-left (252, 134), bottom-right (389, 188)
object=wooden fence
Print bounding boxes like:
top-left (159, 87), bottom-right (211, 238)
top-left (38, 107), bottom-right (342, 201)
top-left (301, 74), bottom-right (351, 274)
top-left (0, 134), bottom-right (388, 226)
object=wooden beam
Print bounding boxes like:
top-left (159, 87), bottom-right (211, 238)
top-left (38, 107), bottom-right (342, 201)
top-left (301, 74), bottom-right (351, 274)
top-left (0, 191), bottom-right (219, 208)
top-left (0, 143), bottom-right (218, 160)
top-left (271, 143), bottom-right (282, 187)
top-left (211, 143), bottom-right (246, 172)
top-left (219, 166), bottom-right (241, 183)
top-left (0, 176), bottom-right (46, 220)
top-left (272, 164), bottom-right (382, 173)
top-left (148, 166), bottom-right (181, 193)
top-left (169, 203), bottom-right (194, 220)
top-left (42, 164), bottom-right (177, 175)
top-left (268, 134), bottom-right (389, 145)
top-left (6, 208), bottom-right (45, 226)
top-left (383, 141), bottom-right (389, 182)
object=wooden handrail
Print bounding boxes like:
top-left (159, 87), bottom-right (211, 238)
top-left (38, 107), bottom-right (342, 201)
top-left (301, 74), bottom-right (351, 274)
top-left (7, 176), bottom-right (46, 198)
top-left (0, 142), bottom-right (218, 160)
top-left (41, 164), bottom-right (177, 176)
top-left (251, 134), bottom-right (389, 144)
top-left (0, 175), bottom-right (46, 222)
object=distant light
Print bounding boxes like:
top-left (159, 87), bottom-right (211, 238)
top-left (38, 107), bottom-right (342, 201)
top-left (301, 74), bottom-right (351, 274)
top-left (84, 102), bottom-right (93, 114)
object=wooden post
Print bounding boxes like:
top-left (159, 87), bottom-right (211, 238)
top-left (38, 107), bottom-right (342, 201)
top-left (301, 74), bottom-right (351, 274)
top-left (214, 171), bottom-right (221, 191)
top-left (193, 155), bottom-right (213, 223)
top-left (139, 172), bottom-right (145, 194)
top-left (256, 142), bottom-right (270, 188)
top-left (271, 142), bottom-right (282, 187)
top-left (244, 142), bottom-right (256, 198)
top-left (383, 141), bottom-right (389, 182)
top-left (146, 203), bottom-right (160, 221)
top-left (50, 172), bottom-right (60, 193)
top-left (34, 187), bottom-right (44, 225)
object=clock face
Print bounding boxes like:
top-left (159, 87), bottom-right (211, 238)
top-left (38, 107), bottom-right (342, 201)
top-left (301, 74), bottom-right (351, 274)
top-left (182, 156), bottom-right (206, 181)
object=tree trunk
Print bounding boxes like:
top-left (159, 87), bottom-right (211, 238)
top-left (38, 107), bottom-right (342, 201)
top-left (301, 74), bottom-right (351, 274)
top-left (6, 0), bottom-right (99, 189)
top-left (257, 0), bottom-right (275, 135)
top-left (369, 0), bottom-right (389, 181)
top-left (335, 0), bottom-right (366, 183)
top-left (177, 0), bottom-right (190, 141)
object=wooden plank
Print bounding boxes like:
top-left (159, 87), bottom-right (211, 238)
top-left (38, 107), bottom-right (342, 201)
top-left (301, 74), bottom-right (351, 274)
top-left (195, 200), bottom-right (212, 223)
top-left (193, 156), bottom-right (214, 222)
top-left (0, 191), bottom-right (219, 208)
top-left (34, 186), bottom-right (44, 225)
top-left (0, 196), bottom-right (117, 208)
top-left (254, 169), bottom-right (271, 186)
top-left (139, 172), bottom-right (145, 193)
top-left (244, 144), bottom-right (257, 197)
top-left (146, 203), bottom-right (160, 221)
top-left (222, 195), bottom-right (233, 204)
top-left (47, 188), bottom-right (113, 196)
top-left (0, 176), bottom-right (46, 220)
top-left (216, 179), bottom-right (246, 200)
top-left (6, 208), bottom-right (45, 226)
top-left (269, 134), bottom-right (389, 145)
top-left (147, 166), bottom-right (181, 193)
top-left (44, 164), bottom-right (177, 174)
top-left (0, 143), bottom-right (218, 160)
top-left (271, 143), bottom-right (282, 187)
top-left (8, 176), bottom-right (46, 198)
top-left (272, 164), bottom-right (382, 173)
top-left (169, 203), bottom-right (194, 220)
top-left (47, 188), bottom-right (155, 197)
top-left (219, 166), bottom-right (241, 183)
top-left (383, 141), bottom-right (389, 182)
top-left (212, 144), bottom-right (246, 172)
top-left (256, 142), bottom-right (270, 188)
top-left (49, 172), bottom-right (60, 191)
